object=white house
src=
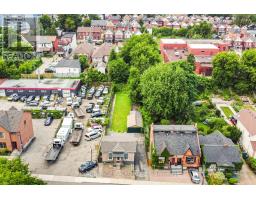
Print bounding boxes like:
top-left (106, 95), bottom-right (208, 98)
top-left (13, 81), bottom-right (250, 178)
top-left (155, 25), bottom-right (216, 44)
top-left (236, 109), bottom-right (256, 158)
top-left (54, 59), bottom-right (81, 78)
top-left (36, 36), bottom-right (56, 53)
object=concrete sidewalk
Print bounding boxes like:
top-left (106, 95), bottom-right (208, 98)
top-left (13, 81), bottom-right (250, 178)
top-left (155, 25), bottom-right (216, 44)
top-left (33, 174), bottom-right (191, 185)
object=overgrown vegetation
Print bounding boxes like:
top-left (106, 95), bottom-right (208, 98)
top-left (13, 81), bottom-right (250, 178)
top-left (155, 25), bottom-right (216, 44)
top-left (0, 158), bottom-right (45, 185)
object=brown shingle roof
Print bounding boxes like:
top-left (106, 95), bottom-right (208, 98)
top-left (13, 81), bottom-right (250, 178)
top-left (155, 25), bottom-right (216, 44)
top-left (74, 43), bottom-right (94, 56)
top-left (92, 43), bottom-right (113, 58)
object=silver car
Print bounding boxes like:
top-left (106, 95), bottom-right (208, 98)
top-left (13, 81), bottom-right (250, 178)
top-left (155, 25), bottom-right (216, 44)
top-left (188, 169), bottom-right (201, 184)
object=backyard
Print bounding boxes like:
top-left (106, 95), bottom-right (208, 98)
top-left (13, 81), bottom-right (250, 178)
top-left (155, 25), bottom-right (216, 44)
top-left (220, 106), bottom-right (234, 118)
top-left (110, 91), bottom-right (131, 133)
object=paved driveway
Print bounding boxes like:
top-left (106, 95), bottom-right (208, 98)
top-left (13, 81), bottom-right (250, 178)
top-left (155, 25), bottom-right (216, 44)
top-left (239, 164), bottom-right (256, 185)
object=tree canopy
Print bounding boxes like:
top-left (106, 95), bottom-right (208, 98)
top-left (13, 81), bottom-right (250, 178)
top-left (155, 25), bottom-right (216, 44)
top-left (0, 158), bottom-right (45, 185)
top-left (108, 58), bottom-right (130, 83)
top-left (212, 50), bottom-right (256, 94)
top-left (140, 62), bottom-right (197, 122)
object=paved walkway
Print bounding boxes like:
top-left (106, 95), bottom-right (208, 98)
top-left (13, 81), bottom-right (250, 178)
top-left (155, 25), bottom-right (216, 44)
top-left (33, 174), bottom-right (190, 185)
top-left (239, 164), bottom-right (256, 185)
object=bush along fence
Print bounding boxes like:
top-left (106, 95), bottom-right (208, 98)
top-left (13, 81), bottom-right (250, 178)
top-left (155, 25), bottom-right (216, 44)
top-left (24, 109), bottom-right (65, 119)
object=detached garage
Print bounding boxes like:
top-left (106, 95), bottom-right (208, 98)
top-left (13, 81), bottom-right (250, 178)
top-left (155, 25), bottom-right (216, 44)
top-left (127, 110), bottom-right (143, 133)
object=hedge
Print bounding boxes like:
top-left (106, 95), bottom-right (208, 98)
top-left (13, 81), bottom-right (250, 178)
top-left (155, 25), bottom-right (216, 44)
top-left (30, 109), bottom-right (64, 119)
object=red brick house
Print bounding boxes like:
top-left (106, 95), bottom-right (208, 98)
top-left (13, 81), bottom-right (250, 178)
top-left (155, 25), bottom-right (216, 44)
top-left (194, 56), bottom-right (213, 76)
top-left (150, 124), bottom-right (201, 173)
top-left (77, 27), bottom-right (102, 42)
top-left (0, 107), bottom-right (34, 152)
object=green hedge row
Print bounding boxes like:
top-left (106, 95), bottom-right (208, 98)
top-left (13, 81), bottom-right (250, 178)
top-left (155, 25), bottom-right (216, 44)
top-left (30, 110), bottom-right (64, 119)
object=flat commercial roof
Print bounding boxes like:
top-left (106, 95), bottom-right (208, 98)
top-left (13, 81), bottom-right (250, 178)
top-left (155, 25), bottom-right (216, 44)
top-left (188, 43), bottom-right (219, 49)
top-left (161, 38), bottom-right (186, 44)
top-left (0, 79), bottom-right (80, 90)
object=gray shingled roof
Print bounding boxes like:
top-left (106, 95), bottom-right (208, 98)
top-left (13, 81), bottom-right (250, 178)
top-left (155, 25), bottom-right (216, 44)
top-left (199, 130), bottom-right (234, 146)
top-left (54, 59), bottom-right (81, 69)
top-left (202, 146), bottom-right (241, 167)
top-left (0, 107), bottom-right (23, 132)
top-left (200, 131), bottom-right (242, 167)
top-left (153, 125), bottom-right (200, 156)
top-left (101, 134), bottom-right (137, 153)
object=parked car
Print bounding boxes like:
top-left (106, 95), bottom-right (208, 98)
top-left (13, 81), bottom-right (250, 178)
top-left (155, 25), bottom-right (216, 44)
top-left (12, 94), bottom-right (20, 101)
top-left (86, 103), bottom-right (95, 113)
top-left (188, 169), bottom-right (201, 184)
top-left (92, 105), bottom-right (100, 113)
top-left (43, 95), bottom-right (50, 101)
top-left (7, 93), bottom-right (18, 101)
top-left (71, 101), bottom-right (80, 109)
top-left (84, 129), bottom-right (102, 141)
top-left (96, 97), bottom-right (104, 105)
top-left (26, 95), bottom-right (35, 103)
top-left (44, 66), bottom-right (56, 73)
top-left (35, 95), bottom-right (41, 101)
top-left (44, 116), bottom-right (53, 126)
top-left (87, 93), bottom-right (93, 100)
top-left (78, 161), bottom-right (97, 173)
top-left (91, 111), bottom-right (103, 118)
top-left (20, 95), bottom-right (27, 102)
top-left (49, 94), bottom-right (55, 101)
top-left (102, 87), bottom-right (109, 95)
top-left (66, 97), bottom-right (73, 106)
top-left (28, 100), bottom-right (39, 106)
top-left (81, 91), bottom-right (86, 99)
top-left (88, 87), bottom-right (96, 95)
top-left (94, 90), bottom-right (102, 99)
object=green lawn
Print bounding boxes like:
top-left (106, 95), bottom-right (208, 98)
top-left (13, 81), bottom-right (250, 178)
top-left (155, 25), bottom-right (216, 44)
top-left (111, 91), bottom-right (131, 133)
top-left (220, 106), bottom-right (234, 118)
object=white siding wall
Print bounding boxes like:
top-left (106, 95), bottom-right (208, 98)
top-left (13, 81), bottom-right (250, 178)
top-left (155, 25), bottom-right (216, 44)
top-left (237, 120), bottom-right (256, 158)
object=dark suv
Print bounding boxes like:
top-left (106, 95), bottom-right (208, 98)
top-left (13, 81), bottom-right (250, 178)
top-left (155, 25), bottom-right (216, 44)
top-left (86, 103), bottom-right (95, 113)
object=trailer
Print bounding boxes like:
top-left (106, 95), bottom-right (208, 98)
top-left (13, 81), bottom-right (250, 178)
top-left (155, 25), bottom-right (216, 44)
top-left (45, 139), bottom-right (64, 162)
top-left (70, 122), bottom-right (84, 146)
top-left (74, 107), bottom-right (85, 118)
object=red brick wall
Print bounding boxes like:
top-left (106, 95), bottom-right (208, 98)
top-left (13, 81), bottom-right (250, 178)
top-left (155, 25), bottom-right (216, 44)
top-left (0, 111), bottom-right (33, 151)
top-left (188, 47), bottom-right (219, 56)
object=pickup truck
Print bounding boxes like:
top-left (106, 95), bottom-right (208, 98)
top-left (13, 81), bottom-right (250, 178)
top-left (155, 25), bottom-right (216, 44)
top-left (74, 107), bottom-right (85, 118)
top-left (45, 139), bottom-right (64, 162)
top-left (70, 122), bottom-right (84, 146)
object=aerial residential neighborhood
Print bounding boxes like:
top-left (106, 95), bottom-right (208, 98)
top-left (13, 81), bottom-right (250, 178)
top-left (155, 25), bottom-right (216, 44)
top-left (1, 14), bottom-right (256, 186)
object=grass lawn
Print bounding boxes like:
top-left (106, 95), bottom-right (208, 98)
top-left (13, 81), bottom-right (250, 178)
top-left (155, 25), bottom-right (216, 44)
top-left (110, 91), bottom-right (131, 133)
top-left (220, 106), bottom-right (234, 118)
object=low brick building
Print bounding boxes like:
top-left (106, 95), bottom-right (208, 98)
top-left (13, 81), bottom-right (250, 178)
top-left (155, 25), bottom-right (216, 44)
top-left (0, 107), bottom-right (34, 152)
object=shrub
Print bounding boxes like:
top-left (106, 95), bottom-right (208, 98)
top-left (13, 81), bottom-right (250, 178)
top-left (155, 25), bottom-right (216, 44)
top-left (207, 172), bottom-right (226, 185)
top-left (0, 148), bottom-right (10, 156)
top-left (160, 119), bottom-right (170, 125)
top-left (228, 178), bottom-right (238, 185)
top-left (31, 109), bottom-right (64, 119)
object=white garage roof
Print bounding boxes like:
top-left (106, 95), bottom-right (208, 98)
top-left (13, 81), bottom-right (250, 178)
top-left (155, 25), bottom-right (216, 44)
top-left (161, 38), bottom-right (186, 44)
top-left (188, 43), bottom-right (218, 49)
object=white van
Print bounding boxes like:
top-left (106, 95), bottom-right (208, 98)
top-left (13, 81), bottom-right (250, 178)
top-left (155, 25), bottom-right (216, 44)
top-left (84, 130), bottom-right (101, 141)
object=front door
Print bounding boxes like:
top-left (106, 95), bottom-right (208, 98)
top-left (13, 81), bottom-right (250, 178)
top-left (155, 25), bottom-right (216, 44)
top-left (177, 158), bottom-right (182, 165)
top-left (11, 142), bottom-right (17, 150)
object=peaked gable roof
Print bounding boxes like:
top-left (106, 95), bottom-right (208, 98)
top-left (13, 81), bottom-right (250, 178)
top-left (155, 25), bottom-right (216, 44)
top-left (0, 107), bottom-right (23, 132)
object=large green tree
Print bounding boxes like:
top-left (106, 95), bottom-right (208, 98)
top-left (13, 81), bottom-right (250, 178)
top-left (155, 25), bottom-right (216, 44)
top-left (140, 62), bottom-right (197, 122)
top-left (108, 58), bottom-right (129, 83)
top-left (0, 158), bottom-right (45, 185)
top-left (57, 15), bottom-right (82, 32)
top-left (234, 15), bottom-right (256, 27)
top-left (128, 66), bottom-right (142, 104)
top-left (212, 52), bottom-right (241, 89)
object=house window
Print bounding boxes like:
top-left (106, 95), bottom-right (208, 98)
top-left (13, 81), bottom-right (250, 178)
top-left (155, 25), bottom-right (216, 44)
top-left (124, 153), bottom-right (128, 160)
top-left (109, 152), bottom-right (113, 160)
top-left (0, 142), bottom-right (7, 148)
top-left (186, 157), bottom-right (195, 164)
top-left (0, 132), bottom-right (4, 138)
top-left (158, 157), bottom-right (165, 164)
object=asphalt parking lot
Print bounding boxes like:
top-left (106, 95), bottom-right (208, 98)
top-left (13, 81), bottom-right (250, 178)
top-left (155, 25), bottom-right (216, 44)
top-left (21, 118), bottom-right (102, 177)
